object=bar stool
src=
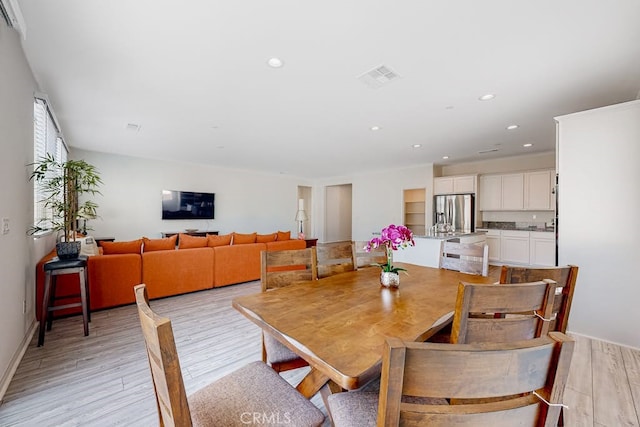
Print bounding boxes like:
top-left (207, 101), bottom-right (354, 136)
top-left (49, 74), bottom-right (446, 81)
top-left (38, 255), bottom-right (90, 347)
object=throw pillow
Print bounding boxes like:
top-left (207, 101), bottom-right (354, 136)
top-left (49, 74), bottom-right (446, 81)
top-left (232, 232), bottom-right (257, 245)
top-left (101, 239), bottom-right (143, 255)
top-left (207, 233), bottom-right (232, 247)
top-left (178, 233), bottom-right (208, 249)
top-left (276, 230), bottom-right (291, 241)
top-left (78, 236), bottom-right (99, 256)
top-left (143, 235), bottom-right (177, 252)
top-left (256, 233), bottom-right (277, 243)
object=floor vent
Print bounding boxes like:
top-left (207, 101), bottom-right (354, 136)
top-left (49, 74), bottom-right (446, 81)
top-left (357, 64), bottom-right (401, 89)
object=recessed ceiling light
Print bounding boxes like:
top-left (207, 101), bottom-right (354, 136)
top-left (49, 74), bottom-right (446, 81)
top-left (478, 94), bottom-right (495, 101)
top-left (442, 156), bottom-right (449, 160)
top-left (506, 124), bottom-right (519, 130)
top-left (412, 144), bottom-right (422, 148)
top-left (370, 126), bottom-right (381, 131)
top-left (523, 143), bottom-right (533, 147)
top-left (267, 57), bottom-right (284, 68)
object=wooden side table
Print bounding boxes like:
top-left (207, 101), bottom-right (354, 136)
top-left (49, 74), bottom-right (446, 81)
top-left (303, 238), bottom-right (318, 248)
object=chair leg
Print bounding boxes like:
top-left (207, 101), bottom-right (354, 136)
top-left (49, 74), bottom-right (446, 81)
top-left (79, 267), bottom-right (89, 337)
top-left (46, 276), bottom-right (57, 331)
top-left (38, 271), bottom-right (52, 347)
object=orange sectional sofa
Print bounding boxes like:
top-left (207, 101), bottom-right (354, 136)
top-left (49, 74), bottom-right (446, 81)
top-left (35, 231), bottom-right (305, 319)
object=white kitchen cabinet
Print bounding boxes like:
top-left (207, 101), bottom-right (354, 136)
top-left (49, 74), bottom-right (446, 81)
top-left (500, 230), bottom-right (530, 264)
top-left (529, 231), bottom-right (556, 266)
top-left (434, 175), bottom-right (477, 195)
top-left (501, 174), bottom-right (524, 210)
top-left (478, 229), bottom-right (501, 262)
top-left (479, 175), bottom-right (502, 210)
top-left (524, 170), bottom-right (554, 210)
top-left (479, 173), bottom-right (523, 210)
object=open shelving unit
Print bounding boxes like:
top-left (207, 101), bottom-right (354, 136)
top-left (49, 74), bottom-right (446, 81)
top-left (404, 188), bottom-right (426, 236)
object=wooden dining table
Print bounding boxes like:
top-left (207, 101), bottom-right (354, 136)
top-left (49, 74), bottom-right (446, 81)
top-left (232, 263), bottom-right (498, 398)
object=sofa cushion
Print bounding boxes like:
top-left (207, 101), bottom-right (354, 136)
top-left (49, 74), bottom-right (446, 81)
top-left (101, 239), bottom-right (143, 255)
top-left (276, 230), bottom-right (291, 241)
top-left (256, 233), bottom-right (277, 243)
top-left (207, 233), bottom-right (232, 247)
top-left (179, 233), bottom-right (208, 249)
top-left (232, 232), bottom-right (257, 245)
top-left (143, 235), bottom-right (177, 252)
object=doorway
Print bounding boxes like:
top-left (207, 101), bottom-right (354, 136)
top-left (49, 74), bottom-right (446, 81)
top-left (297, 186), bottom-right (312, 238)
top-left (325, 184), bottom-right (352, 242)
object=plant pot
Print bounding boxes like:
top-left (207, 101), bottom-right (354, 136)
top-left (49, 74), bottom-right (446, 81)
top-left (56, 241), bottom-right (81, 260)
top-left (380, 271), bottom-right (400, 288)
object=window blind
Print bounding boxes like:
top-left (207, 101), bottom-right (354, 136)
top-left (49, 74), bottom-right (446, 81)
top-left (33, 97), bottom-right (67, 234)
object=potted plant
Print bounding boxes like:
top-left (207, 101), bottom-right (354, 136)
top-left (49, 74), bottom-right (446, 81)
top-left (29, 153), bottom-right (102, 259)
top-left (365, 224), bottom-right (415, 288)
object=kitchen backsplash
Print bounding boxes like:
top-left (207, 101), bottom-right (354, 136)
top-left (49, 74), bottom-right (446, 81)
top-left (480, 210), bottom-right (554, 224)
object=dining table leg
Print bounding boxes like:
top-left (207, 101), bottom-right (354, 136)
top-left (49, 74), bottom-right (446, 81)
top-left (295, 367), bottom-right (331, 398)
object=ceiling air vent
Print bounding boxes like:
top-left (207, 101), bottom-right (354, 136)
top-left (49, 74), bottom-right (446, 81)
top-left (478, 148), bottom-right (499, 154)
top-left (357, 65), bottom-right (401, 89)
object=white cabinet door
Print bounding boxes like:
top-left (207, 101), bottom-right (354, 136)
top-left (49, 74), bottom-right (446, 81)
top-left (501, 174), bottom-right (524, 210)
top-left (525, 170), bottom-right (553, 210)
top-left (434, 178), bottom-right (454, 195)
top-left (454, 175), bottom-right (476, 193)
top-left (486, 235), bottom-right (501, 262)
top-left (479, 175), bottom-right (502, 210)
top-left (500, 230), bottom-right (529, 264)
top-left (529, 232), bottom-right (555, 266)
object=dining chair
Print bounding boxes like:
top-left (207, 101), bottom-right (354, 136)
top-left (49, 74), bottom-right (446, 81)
top-left (500, 265), bottom-right (579, 333)
top-left (353, 240), bottom-right (387, 269)
top-left (133, 284), bottom-right (324, 427)
top-left (439, 240), bottom-right (489, 276)
top-left (326, 332), bottom-right (574, 427)
top-left (316, 241), bottom-right (356, 279)
top-left (260, 248), bottom-right (316, 372)
top-left (450, 279), bottom-right (557, 344)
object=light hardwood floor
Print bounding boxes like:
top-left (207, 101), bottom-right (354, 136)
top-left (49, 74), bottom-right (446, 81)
top-left (0, 280), bottom-right (638, 426)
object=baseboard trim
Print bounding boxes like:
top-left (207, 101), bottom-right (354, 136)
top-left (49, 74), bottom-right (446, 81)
top-left (0, 319), bottom-right (37, 403)
top-left (567, 329), bottom-right (640, 352)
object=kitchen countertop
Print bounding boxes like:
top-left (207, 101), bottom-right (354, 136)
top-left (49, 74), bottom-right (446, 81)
top-left (478, 226), bottom-right (555, 232)
top-left (415, 230), bottom-right (488, 239)
top-left (479, 221), bottom-right (554, 232)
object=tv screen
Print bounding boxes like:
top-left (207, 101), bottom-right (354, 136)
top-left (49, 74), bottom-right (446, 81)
top-left (162, 190), bottom-right (215, 220)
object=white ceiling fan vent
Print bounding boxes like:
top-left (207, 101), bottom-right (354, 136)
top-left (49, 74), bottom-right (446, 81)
top-left (357, 64), bottom-right (401, 89)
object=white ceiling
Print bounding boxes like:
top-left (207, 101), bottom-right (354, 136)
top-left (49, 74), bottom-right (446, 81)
top-left (14, 0), bottom-right (640, 179)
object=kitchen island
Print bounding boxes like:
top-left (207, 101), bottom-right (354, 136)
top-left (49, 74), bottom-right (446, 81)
top-left (393, 230), bottom-right (487, 268)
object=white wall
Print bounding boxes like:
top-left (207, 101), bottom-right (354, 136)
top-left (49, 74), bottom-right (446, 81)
top-left (437, 151), bottom-right (555, 176)
top-left (314, 165), bottom-right (434, 242)
top-left (73, 149), bottom-right (313, 240)
top-left (0, 23), bottom-right (56, 399)
top-left (557, 100), bottom-right (640, 349)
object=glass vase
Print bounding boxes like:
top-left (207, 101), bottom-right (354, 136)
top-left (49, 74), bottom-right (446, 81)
top-left (380, 271), bottom-right (400, 288)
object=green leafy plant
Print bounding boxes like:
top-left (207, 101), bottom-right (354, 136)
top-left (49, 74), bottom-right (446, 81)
top-left (29, 153), bottom-right (102, 241)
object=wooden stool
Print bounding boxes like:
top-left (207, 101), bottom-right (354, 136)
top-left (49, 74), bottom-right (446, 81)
top-left (38, 255), bottom-right (90, 347)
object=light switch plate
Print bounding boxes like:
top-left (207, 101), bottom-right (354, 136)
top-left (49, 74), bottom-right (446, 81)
top-left (2, 218), bottom-right (9, 235)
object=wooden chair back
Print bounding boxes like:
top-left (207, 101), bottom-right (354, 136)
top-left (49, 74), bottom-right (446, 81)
top-left (439, 241), bottom-right (489, 276)
top-left (353, 240), bottom-right (387, 269)
top-left (134, 284), bottom-right (192, 427)
top-left (451, 280), bottom-right (556, 344)
top-left (260, 248), bottom-right (317, 291)
top-left (500, 265), bottom-right (579, 333)
top-left (376, 332), bottom-right (574, 427)
top-left (260, 249), bottom-right (314, 372)
top-left (316, 241), bottom-right (356, 279)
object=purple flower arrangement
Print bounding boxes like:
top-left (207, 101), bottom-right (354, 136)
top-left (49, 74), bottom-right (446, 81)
top-left (365, 224), bottom-right (415, 273)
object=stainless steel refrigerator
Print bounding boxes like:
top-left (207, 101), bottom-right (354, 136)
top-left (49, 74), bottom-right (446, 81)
top-left (433, 193), bottom-right (475, 232)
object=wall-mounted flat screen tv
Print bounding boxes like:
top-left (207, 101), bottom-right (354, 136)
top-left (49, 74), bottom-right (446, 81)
top-left (162, 190), bottom-right (215, 220)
